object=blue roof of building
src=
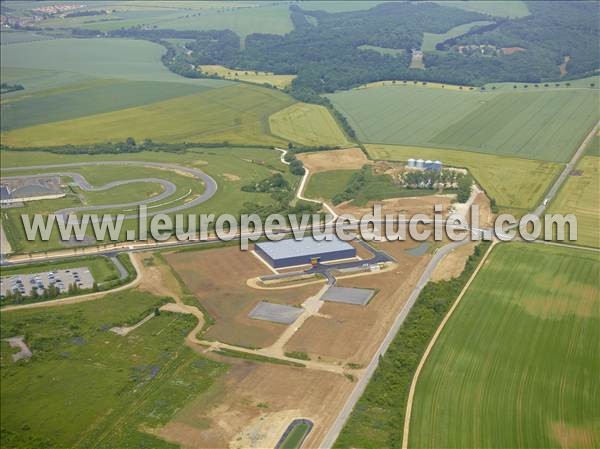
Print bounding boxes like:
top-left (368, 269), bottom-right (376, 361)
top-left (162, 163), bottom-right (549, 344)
top-left (256, 237), bottom-right (354, 260)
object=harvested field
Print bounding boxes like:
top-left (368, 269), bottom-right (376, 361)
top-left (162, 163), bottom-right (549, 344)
top-left (154, 360), bottom-right (351, 449)
top-left (298, 148), bottom-right (370, 173)
top-left (284, 242), bottom-right (431, 365)
top-left (163, 246), bottom-right (322, 349)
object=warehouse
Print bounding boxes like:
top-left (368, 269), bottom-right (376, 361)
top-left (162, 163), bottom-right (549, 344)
top-left (255, 237), bottom-right (356, 268)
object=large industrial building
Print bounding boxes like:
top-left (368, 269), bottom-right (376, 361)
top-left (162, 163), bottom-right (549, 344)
top-left (255, 237), bottom-right (356, 268)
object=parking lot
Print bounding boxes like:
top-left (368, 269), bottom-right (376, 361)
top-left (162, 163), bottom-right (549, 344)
top-left (1, 267), bottom-right (94, 299)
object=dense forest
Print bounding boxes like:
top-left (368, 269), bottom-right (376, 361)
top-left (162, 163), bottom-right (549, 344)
top-left (63, 1), bottom-right (599, 102)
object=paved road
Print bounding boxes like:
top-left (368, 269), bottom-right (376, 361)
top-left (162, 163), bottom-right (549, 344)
top-left (531, 121), bottom-right (599, 219)
top-left (109, 255), bottom-right (129, 281)
top-left (1, 161), bottom-right (218, 220)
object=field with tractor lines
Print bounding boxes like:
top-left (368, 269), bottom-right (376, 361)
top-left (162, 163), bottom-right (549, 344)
top-left (269, 103), bottom-right (353, 148)
top-left (408, 243), bottom-right (600, 449)
top-left (328, 86), bottom-right (599, 162)
top-left (2, 84), bottom-right (294, 147)
top-left (547, 156), bottom-right (600, 248)
top-left (1, 79), bottom-right (207, 131)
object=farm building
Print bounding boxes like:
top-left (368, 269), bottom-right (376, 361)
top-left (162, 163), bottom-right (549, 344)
top-left (255, 237), bottom-right (356, 268)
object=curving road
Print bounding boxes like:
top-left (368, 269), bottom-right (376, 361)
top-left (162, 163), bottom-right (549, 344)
top-left (1, 161), bottom-right (218, 220)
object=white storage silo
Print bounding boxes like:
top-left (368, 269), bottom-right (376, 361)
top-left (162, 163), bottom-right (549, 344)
top-left (416, 159), bottom-right (424, 169)
top-left (407, 158), bottom-right (416, 168)
top-left (425, 159), bottom-right (433, 170)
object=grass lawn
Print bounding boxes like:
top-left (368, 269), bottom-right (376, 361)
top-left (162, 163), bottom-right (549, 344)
top-left (304, 170), bottom-right (357, 202)
top-left (421, 20), bottom-right (494, 52)
top-left (547, 156), bottom-right (599, 248)
top-left (280, 422), bottom-right (312, 449)
top-left (0, 289), bottom-right (227, 449)
top-left (2, 84), bottom-right (294, 147)
top-left (409, 243), bottom-right (600, 448)
top-left (199, 64), bottom-right (295, 89)
top-left (269, 103), bottom-right (353, 147)
top-left (366, 144), bottom-right (561, 213)
top-left (328, 86), bottom-right (599, 162)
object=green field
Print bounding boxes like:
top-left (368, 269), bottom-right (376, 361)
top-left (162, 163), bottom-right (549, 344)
top-left (0, 146), bottom-right (299, 253)
top-left (269, 103), bottom-right (353, 147)
top-left (547, 156), bottom-right (599, 248)
top-left (357, 45), bottom-right (405, 57)
top-left (0, 38), bottom-right (230, 86)
top-left (586, 133), bottom-right (600, 157)
top-left (0, 289), bottom-right (226, 449)
top-left (1, 79), bottom-right (207, 131)
top-left (0, 30), bottom-right (54, 45)
top-left (2, 84), bottom-right (294, 147)
top-left (280, 422), bottom-right (312, 449)
top-left (157, 4), bottom-right (294, 41)
top-left (421, 21), bottom-right (494, 52)
top-left (328, 86), bottom-right (599, 162)
top-left (431, 0), bottom-right (529, 18)
top-left (304, 170), bottom-right (357, 202)
top-left (34, 3), bottom-right (294, 40)
top-left (409, 243), bottom-right (600, 448)
top-left (366, 144), bottom-right (561, 213)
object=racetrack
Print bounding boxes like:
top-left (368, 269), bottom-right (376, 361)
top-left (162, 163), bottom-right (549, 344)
top-left (1, 161), bottom-right (217, 220)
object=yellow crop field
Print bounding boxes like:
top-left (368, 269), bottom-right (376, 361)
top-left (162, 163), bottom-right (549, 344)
top-left (269, 103), bottom-right (353, 147)
top-left (199, 65), bottom-right (296, 89)
top-left (2, 84), bottom-right (294, 147)
top-left (548, 156), bottom-right (599, 248)
top-left (366, 144), bottom-right (561, 213)
top-left (356, 80), bottom-right (474, 91)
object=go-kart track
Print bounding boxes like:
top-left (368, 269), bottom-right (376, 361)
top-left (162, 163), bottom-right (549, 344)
top-left (1, 161), bottom-right (218, 220)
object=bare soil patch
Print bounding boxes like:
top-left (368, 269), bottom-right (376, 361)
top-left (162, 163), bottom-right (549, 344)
top-left (298, 147), bottom-right (370, 173)
top-left (501, 46), bottom-right (526, 55)
top-left (284, 244), bottom-right (431, 365)
top-left (132, 252), bottom-right (182, 300)
top-left (431, 242), bottom-right (476, 282)
top-left (222, 173), bottom-right (241, 181)
top-left (550, 421), bottom-right (597, 448)
top-left (164, 246), bottom-right (321, 348)
top-left (335, 195), bottom-right (454, 219)
top-left (154, 361), bottom-right (351, 449)
top-left (559, 56), bottom-right (571, 77)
